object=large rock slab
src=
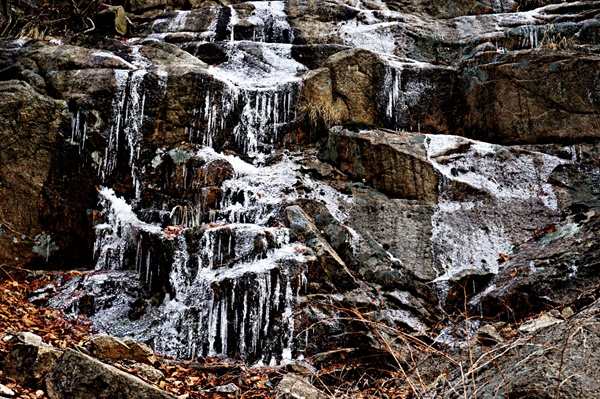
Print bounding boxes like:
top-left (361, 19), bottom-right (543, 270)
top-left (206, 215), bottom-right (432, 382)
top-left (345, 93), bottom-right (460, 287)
top-left (462, 50), bottom-right (600, 144)
top-left (480, 205), bottom-right (600, 321)
top-left (275, 374), bottom-right (328, 399)
top-left (444, 298), bottom-right (600, 399)
top-left (0, 80), bottom-right (76, 268)
top-left (45, 349), bottom-right (177, 399)
top-left (323, 128), bottom-right (566, 283)
top-left (285, 205), bottom-right (358, 291)
top-left (321, 127), bottom-right (439, 202)
top-left (299, 49), bottom-right (462, 137)
top-left (86, 335), bottom-right (157, 365)
top-left (3, 335), bottom-right (63, 389)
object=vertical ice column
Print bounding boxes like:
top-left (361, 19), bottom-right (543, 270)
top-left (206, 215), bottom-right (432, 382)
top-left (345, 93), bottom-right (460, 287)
top-left (70, 110), bottom-right (88, 153)
top-left (232, 85), bottom-right (299, 154)
top-left (100, 69), bottom-right (129, 180)
top-left (99, 69), bottom-right (148, 196)
top-left (381, 64), bottom-right (430, 131)
top-left (123, 69), bottom-right (148, 199)
top-left (228, 5), bottom-right (239, 42)
top-left (247, 1), bottom-right (294, 43)
top-left (93, 188), bottom-right (162, 271)
top-left (186, 88), bottom-right (237, 148)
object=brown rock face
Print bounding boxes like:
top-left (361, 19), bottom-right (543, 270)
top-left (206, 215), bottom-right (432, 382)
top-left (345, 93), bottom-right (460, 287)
top-left (86, 335), bottom-right (157, 365)
top-left (0, 80), bottom-right (70, 267)
top-left (321, 127), bottom-right (439, 203)
top-left (298, 49), bottom-right (463, 140)
top-left (463, 50), bottom-right (600, 144)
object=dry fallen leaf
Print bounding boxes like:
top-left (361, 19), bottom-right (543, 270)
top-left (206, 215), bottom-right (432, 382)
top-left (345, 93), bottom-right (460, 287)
top-left (498, 253), bottom-right (512, 262)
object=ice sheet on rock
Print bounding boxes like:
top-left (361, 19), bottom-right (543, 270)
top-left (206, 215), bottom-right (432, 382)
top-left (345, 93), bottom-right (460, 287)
top-left (338, 19), bottom-right (398, 55)
top-left (193, 223), bottom-right (290, 269)
top-left (426, 135), bottom-right (565, 209)
top-left (243, 1), bottom-right (294, 43)
top-left (209, 43), bottom-right (306, 89)
top-left (425, 135), bottom-right (567, 282)
top-left (449, 9), bottom-right (543, 40)
top-left (48, 270), bottom-right (148, 336)
top-left (153, 240), bottom-right (309, 360)
top-left (194, 147), bottom-right (352, 225)
top-left (94, 187), bottom-right (163, 271)
top-left (430, 201), bottom-right (512, 280)
top-left (375, 309), bottom-right (426, 334)
top-left (92, 51), bottom-right (136, 69)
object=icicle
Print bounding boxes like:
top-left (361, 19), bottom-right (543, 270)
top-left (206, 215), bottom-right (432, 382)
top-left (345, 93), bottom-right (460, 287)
top-left (228, 5), bottom-right (239, 42)
top-left (168, 10), bottom-right (189, 32)
top-left (220, 297), bottom-right (228, 354)
top-left (281, 277), bottom-right (294, 361)
top-left (207, 292), bottom-right (218, 356)
top-left (240, 290), bottom-right (248, 355)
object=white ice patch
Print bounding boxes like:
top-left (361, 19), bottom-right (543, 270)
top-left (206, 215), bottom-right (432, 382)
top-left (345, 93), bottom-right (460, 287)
top-left (339, 19), bottom-right (398, 55)
top-left (94, 187), bottom-right (163, 271)
top-left (193, 147), bottom-right (352, 225)
top-left (426, 135), bottom-right (564, 210)
top-left (243, 1), bottom-right (294, 43)
top-left (92, 51), bottom-right (136, 69)
top-left (450, 9), bottom-right (542, 40)
top-left (209, 43), bottom-right (306, 89)
top-left (425, 135), bottom-right (567, 281)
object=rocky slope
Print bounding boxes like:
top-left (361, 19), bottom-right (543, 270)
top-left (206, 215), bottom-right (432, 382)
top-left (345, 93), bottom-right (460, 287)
top-left (1, 0), bottom-right (600, 397)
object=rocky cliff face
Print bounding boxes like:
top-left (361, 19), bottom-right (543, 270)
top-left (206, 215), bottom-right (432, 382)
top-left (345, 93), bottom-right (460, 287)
top-left (1, 0), bottom-right (600, 396)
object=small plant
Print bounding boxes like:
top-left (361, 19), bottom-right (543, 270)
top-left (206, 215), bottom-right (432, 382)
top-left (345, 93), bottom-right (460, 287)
top-left (32, 231), bottom-right (59, 262)
top-left (298, 100), bottom-right (342, 137)
top-left (539, 25), bottom-right (576, 50)
top-left (1, 0), bottom-right (104, 38)
top-left (342, 120), bottom-right (379, 132)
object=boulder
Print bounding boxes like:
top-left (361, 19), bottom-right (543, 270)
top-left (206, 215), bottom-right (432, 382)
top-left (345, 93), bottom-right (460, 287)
top-left (462, 50), bottom-right (600, 144)
top-left (86, 335), bottom-right (156, 365)
top-left (320, 127), bottom-right (439, 202)
top-left (28, 44), bottom-right (134, 74)
top-left (3, 334), bottom-right (63, 389)
top-left (140, 42), bottom-right (208, 73)
top-left (285, 205), bottom-right (358, 291)
top-left (132, 363), bottom-right (164, 381)
top-left (275, 374), bottom-right (328, 399)
top-left (126, 0), bottom-right (167, 14)
top-left (347, 186), bottom-right (438, 281)
top-left (94, 6), bottom-right (128, 36)
top-left (45, 349), bottom-right (177, 399)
